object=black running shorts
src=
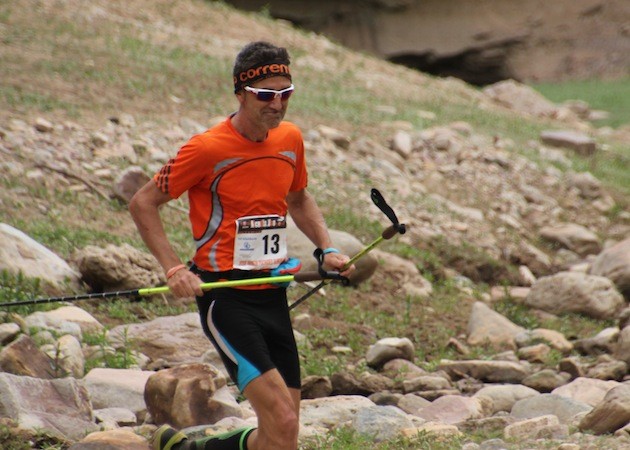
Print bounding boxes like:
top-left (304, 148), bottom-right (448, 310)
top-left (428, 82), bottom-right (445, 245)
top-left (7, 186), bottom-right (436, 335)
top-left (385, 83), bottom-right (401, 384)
top-left (196, 287), bottom-right (301, 392)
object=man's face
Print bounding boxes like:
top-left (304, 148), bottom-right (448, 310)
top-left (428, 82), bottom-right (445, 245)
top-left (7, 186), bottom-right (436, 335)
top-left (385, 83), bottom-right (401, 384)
top-left (237, 76), bottom-right (293, 131)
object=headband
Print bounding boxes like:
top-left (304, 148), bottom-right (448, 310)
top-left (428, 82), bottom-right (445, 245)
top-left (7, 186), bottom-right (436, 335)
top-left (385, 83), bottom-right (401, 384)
top-left (233, 61), bottom-right (292, 93)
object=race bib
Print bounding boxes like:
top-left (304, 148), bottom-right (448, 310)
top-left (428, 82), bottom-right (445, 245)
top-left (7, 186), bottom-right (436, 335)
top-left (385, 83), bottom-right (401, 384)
top-left (233, 214), bottom-right (287, 270)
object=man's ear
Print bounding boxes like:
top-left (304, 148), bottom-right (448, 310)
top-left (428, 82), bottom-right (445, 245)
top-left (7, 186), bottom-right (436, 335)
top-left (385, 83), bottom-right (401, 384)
top-left (235, 90), bottom-right (246, 105)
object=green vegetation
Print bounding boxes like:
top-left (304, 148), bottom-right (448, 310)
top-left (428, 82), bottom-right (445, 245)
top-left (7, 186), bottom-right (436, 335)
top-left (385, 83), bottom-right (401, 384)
top-left (0, 270), bottom-right (46, 316)
top-left (300, 426), bottom-right (464, 450)
top-left (83, 328), bottom-right (137, 371)
top-left (531, 78), bottom-right (630, 194)
top-left (1, 1), bottom-right (628, 448)
top-left (0, 420), bottom-right (68, 450)
top-left (493, 296), bottom-right (616, 340)
top-left (533, 77), bottom-right (630, 128)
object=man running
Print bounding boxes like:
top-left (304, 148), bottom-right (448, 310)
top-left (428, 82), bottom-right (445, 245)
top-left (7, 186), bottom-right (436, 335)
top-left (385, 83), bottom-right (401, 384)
top-left (130, 41), bottom-right (353, 450)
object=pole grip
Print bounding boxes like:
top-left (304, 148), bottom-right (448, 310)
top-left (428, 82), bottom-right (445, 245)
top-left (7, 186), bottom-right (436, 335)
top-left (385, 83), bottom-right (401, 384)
top-left (382, 223), bottom-right (406, 240)
top-left (293, 271), bottom-right (326, 282)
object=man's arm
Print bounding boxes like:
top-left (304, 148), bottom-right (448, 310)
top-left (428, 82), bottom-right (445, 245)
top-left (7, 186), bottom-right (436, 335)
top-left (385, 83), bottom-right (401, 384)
top-left (286, 189), bottom-right (354, 275)
top-left (129, 181), bottom-right (202, 297)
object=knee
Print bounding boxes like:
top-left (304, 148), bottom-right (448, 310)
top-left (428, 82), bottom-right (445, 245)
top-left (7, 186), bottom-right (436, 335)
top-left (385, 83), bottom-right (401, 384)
top-left (270, 399), bottom-right (299, 439)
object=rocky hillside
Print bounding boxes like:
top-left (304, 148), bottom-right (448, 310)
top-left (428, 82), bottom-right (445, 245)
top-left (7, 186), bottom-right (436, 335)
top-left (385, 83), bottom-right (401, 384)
top-left (226, 0), bottom-right (630, 84)
top-left (0, 0), bottom-right (629, 449)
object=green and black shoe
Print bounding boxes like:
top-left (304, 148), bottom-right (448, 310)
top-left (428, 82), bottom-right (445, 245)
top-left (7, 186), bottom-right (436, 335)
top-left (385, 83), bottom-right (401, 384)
top-left (151, 424), bottom-right (189, 450)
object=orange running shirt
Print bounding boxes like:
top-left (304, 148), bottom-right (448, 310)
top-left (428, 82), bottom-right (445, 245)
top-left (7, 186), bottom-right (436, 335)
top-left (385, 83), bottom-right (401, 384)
top-left (154, 117), bottom-right (308, 273)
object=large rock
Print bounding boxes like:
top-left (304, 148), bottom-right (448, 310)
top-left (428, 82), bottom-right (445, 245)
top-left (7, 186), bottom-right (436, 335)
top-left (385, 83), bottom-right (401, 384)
top-left (287, 218), bottom-right (377, 285)
top-left (511, 393), bottom-right (592, 425)
top-left (539, 223), bottom-right (601, 256)
top-left (579, 384), bottom-right (630, 435)
top-left (351, 405), bottom-right (416, 442)
top-left (371, 249), bottom-right (433, 298)
top-left (0, 334), bottom-right (55, 379)
top-left (144, 363), bottom-right (241, 429)
top-left (589, 238), bottom-right (630, 299)
top-left (524, 272), bottom-right (625, 319)
top-left (437, 360), bottom-right (531, 384)
top-left (25, 306), bottom-right (103, 339)
top-left (574, 327), bottom-right (620, 356)
top-left (68, 429), bottom-right (150, 450)
top-left (483, 80), bottom-right (557, 118)
top-left (551, 377), bottom-right (621, 407)
top-left (73, 243), bottom-right (164, 292)
top-left (566, 172), bottom-right (604, 199)
top-left (416, 395), bottom-right (486, 424)
top-left (108, 313), bottom-right (209, 366)
top-left (0, 373), bottom-right (98, 440)
top-left (540, 130), bottom-right (597, 156)
top-left (112, 166), bottom-right (150, 204)
top-left (300, 395), bottom-right (375, 430)
top-left (503, 415), bottom-right (565, 441)
top-left (46, 334), bottom-right (85, 378)
top-left (467, 302), bottom-right (525, 350)
top-left (473, 384), bottom-right (540, 414)
top-left (0, 223), bottom-right (80, 288)
top-left (515, 328), bottom-right (573, 354)
top-left (331, 371), bottom-right (394, 396)
top-left (366, 337), bottom-right (415, 368)
top-left (616, 326), bottom-right (630, 366)
top-left (84, 368), bottom-right (154, 418)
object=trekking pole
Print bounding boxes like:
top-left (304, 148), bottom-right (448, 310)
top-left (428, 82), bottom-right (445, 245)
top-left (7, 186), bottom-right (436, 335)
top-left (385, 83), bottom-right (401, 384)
top-left (289, 188), bottom-right (406, 311)
top-left (0, 272), bottom-right (326, 308)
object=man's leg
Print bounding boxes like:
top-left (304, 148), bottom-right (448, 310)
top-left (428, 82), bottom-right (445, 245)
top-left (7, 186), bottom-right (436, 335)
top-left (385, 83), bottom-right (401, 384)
top-left (243, 369), bottom-right (301, 450)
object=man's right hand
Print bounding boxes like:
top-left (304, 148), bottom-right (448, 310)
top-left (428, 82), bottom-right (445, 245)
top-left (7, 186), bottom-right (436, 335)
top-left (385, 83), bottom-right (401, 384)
top-left (167, 269), bottom-right (203, 298)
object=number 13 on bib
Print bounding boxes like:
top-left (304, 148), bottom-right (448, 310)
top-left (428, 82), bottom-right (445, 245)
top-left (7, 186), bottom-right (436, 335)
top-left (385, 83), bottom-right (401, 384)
top-left (233, 214), bottom-right (288, 270)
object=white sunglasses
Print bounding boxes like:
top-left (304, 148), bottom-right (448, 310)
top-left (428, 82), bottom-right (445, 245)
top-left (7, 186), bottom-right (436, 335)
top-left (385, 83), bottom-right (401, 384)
top-left (243, 84), bottom-right (295, 101)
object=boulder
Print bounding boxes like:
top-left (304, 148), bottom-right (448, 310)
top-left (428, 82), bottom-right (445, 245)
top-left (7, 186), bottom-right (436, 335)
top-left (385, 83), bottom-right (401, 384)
top-left (467, 301), bottom-right (525, 350)
top-left (73, 243), bottom-right (164, 292)
top-left (287, 218), bottom-right (377, 285)
top-left (84, 368), bottom-right (154, 419)
top-left (525, 272), bottom-right (625, 319)
top-left (551, 377), bottom-right (620, 407)
top-left (68, 429), bottom-right (149, 450)
top-left (371, 249), bottom-right (433, 298)
top-left (108, 312), bottom-right (209, 366)
top-left (589, 238), bottom-right (630, 299)
top-left (511, 393), bottom-right (591, 425)
top-left (144, 363), bottom-right (241, 429)
top-left (473, 384), bottom-right (540, 414)
top-left (437, 360), bottom-right (531, 384)
top-left (112, 166), bottom-right (150, 204)
top-left (0, 223), bottom-right (80, 288)
top-left (300, 395), bottom-right (376, 430)
top-left (0, 373), bottom-right (98, 440)
top-left (0, 334), bottom-right (55, 378)
top-left (366, 337), bottom-right (415, 368)
top-left (539, 223), bottom-right (601, 256)
top-left (540, 130), bottom-right (597, 156)
top-left (579, 384), bottom-right (630, 434)
top-left (416, 395), bottom-right (486, 424)
top-left (352, 405), bottom-right (415, 442)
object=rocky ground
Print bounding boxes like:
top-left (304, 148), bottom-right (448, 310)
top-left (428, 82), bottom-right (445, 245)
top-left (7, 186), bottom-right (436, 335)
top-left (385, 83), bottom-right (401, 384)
top-left (0, 0), bottom-right (629, 449)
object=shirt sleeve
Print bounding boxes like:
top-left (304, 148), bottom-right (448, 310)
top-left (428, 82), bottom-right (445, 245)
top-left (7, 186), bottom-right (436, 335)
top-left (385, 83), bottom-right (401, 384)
top-left (153, 134), bottom-right (210, 199)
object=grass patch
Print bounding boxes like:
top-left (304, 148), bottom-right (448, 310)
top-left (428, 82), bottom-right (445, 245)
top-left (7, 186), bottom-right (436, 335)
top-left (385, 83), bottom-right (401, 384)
top-left (0, 85), bottom-right (78, 116)
top-left (493, 296), bottom-right (616, 341)
top-left (300, 427), bottom-right (464, 450)
top-left (533, 77), bottom-right (630, 128)
top-left (0, 420), bottom-right (68, 450)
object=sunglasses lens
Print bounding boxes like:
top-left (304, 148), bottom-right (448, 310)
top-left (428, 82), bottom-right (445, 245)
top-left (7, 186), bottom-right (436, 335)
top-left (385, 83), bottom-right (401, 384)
top-left (280, 90), bottom-right (293, 100)
top-left (256, 92), bottom-right (276, 101)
